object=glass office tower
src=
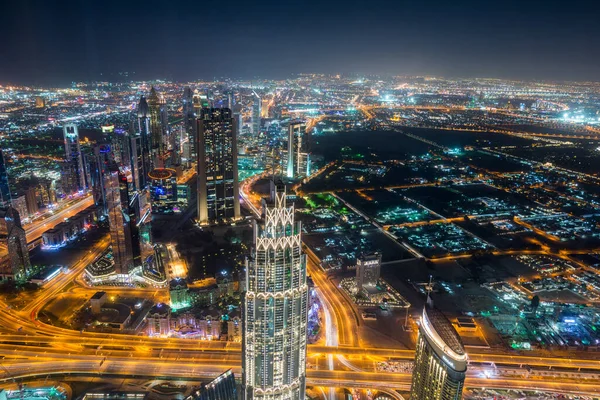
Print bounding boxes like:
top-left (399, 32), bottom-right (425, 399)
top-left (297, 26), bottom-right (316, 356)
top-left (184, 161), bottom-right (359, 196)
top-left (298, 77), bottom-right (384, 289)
top-left (196, 108), bottom-right (240, 225)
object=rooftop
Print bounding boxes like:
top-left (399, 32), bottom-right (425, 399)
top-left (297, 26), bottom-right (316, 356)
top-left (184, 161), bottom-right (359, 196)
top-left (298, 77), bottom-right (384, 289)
top-left (424, 303), bottom-right (465, 357)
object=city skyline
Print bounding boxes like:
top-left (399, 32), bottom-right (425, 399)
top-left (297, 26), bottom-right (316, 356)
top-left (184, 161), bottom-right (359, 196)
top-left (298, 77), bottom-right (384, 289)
top-left (2, 70), bottom-right (600, 399)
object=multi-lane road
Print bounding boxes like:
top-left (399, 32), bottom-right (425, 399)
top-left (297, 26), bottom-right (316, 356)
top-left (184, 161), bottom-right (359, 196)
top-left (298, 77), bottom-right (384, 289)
top-left (1, 182), bottom-right (600, 396)
top-left (24, 195), bottom-right (95, 243)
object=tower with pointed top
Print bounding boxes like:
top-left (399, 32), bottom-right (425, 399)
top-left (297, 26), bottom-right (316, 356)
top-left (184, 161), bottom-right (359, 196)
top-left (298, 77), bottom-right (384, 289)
top-left (242, 179), bottom-right (308, 400)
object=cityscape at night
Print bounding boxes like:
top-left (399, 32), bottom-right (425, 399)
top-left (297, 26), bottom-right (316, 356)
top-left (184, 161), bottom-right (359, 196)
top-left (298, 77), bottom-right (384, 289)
top-left (1, 1), bottom-right (600, 400)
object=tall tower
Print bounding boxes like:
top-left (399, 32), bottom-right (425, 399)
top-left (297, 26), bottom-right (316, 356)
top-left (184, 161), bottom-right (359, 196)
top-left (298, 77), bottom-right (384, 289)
top-left (252, 94), bottom-right (261, 136)
top-left (63, 124), bottom-right (86, 193)
top-left (147, 87), bottom-right (166, 168)
top-left (0, 206), bottom-right (31, 278)
top-left (103, 164), bottom-right (134, 276)
top-left (410, 298), bottom-right (467, 400)
top-left (196, 108), bottom-right (240, 225)
top-left (0, 149), bottom-right (11, 207)
top-left (136, 95), bottom-right (152, 188)
top-left (286, 121), bottom-right (309, 179)
top-left (192, 90), bottom-right (210, 162)
top-left (233, 103), bottom-right (243, 139)
top-left (183, 87), bottom-right (195, 164)
top-left (243, 180), bottom-right (308, 400)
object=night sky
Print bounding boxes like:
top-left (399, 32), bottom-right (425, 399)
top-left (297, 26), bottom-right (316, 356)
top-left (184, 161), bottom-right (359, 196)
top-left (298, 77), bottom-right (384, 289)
top-left (1, 0), bottom-right (599, 85)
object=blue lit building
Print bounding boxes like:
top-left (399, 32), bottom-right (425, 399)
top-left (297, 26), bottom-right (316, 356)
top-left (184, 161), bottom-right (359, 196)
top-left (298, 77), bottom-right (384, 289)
top-left (63, 124), bottom-right (87, 193)
top-left (0, 149), bottom-right (11, 207)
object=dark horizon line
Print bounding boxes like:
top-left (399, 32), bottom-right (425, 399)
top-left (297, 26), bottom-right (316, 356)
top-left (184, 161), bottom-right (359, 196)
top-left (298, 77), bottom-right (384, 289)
top-left (2, 72), bottom-right (600, 88)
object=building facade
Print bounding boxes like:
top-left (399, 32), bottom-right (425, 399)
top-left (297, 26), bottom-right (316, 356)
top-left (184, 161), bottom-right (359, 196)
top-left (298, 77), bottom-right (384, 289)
top-left (137, 95), bottom-right (152, 188)
top-left (286, 121), bottom-right (310, 179)
top-left (356, 252), bottom-right (382, 291)
top-left (192, 369), bottom-right (237, 400)
top-left (243, 180), bottom-right (308, 400)
top-left (0, 206), bottom-right (31, 278)
top-left (0, 149), bottom-right (11, 207)
top-left (147, 87), bottom-right (167, 168)
top-left (252, 95), bottom-right (261, 136)
top-left (103, 164), bottom-right (134, 276)
top-left (196, 108), bottom-right (240, 225)
top-left (410, 299), bottom-right (467, 400)
top-left (63, 124), bottom-right (87, 193)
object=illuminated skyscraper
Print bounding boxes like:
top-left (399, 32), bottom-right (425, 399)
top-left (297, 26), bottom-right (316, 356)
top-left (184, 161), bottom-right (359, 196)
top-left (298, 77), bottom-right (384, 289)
top-left (233, 103), bottom-right (243, 137)
top-left (63, 123), bottom-right (86, 193)
top-left (147, 87), bottom-right (167, 167)
top-left (103, 164), bottom-right (134, 276)
top-left (243, 180), bottom-right (308, 400)
top-left (183, 86), bottom-right (195, 164)
top-left (87, 144), bottom-right (112, 215)
top-left (286, 121), bottom-right (310, 179)
top-left (196, 108), bottom-right (240, 224)
top-left (194, 369), bottom-right (237, 400)
top-left (136, 95), bottom-right (152, 188)
top-left (411, 298), bottom-right (467, 400)
top-left (0, 149), bottom-right (11, 207)
top-left (0, 206), bottom-right (31, 278)
top-left (356, 252), bottom-right (381, 292)
top-left (192, 90), bottom-right (210, 162)
top-left (252, 93), bottom-right (261, 136)
top-left (183, 86), bottom-right (194, 125)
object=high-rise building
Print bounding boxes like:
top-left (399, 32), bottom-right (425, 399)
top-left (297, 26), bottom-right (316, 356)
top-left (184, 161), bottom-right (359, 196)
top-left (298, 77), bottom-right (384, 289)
top-left (251, 94), bottom-right (261, 136)
top-left (243, 180), bottom-right (308, 400)
top-left (286, 121), bottom-right (310, 179)
top-left (192, 369), bottom-right (237, 400)
top-left (0, 149), bottom-right (11, 207)
top-left (183, 87), bottom-right (195, 165)
top-left (0, 206), bottom-right (31, 278)
top-left (411, 298), bottom-right (467, 400)
top-left (10, 195), bottom-right (28, 222)
top-left (63, 124), bottom-right (87, 193)
top-left (356, 252), bottom-right (381, 292)
top-left (136, 96), bottom-right (152, 189)
top-left (196, 108), bottom-right (240, 225)
top-left (147, 87), bottom-right (167, 168)
top-left (24, 187), bottom-right (38, 216)
top-left (183, 86), bottom-right (194, 124)
top-left (103, 164), bottom-right (134, 276)
top-left (261, 98), bottom-right (270, 118)
top-left (192, 91), bottom-right (211, 162)
top-left (87, 144), bottom-right (113, 216)
top-left (226, 91), bottom-right (234, 109)
top-left (233, 103), bottom-right (243, 137)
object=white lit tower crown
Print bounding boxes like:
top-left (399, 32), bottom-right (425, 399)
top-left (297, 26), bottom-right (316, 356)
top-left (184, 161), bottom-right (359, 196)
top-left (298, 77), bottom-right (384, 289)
top-left (243, 179), bottom-right (308, 400)
top-left (410, 295), bottom-right (467, 400)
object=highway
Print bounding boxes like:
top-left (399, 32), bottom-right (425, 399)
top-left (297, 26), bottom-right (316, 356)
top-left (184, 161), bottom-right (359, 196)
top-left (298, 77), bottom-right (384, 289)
top-left (1, 357), bottom-right (599, 396)
top-left (0, 177), bottom-right (599, 396)
top-left (24, 195), bottom-right (95, 243)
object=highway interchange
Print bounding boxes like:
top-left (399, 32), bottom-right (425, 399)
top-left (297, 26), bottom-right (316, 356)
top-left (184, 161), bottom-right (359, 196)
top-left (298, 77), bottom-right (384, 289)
top-left (0, 180), bottom-right (599, 397)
